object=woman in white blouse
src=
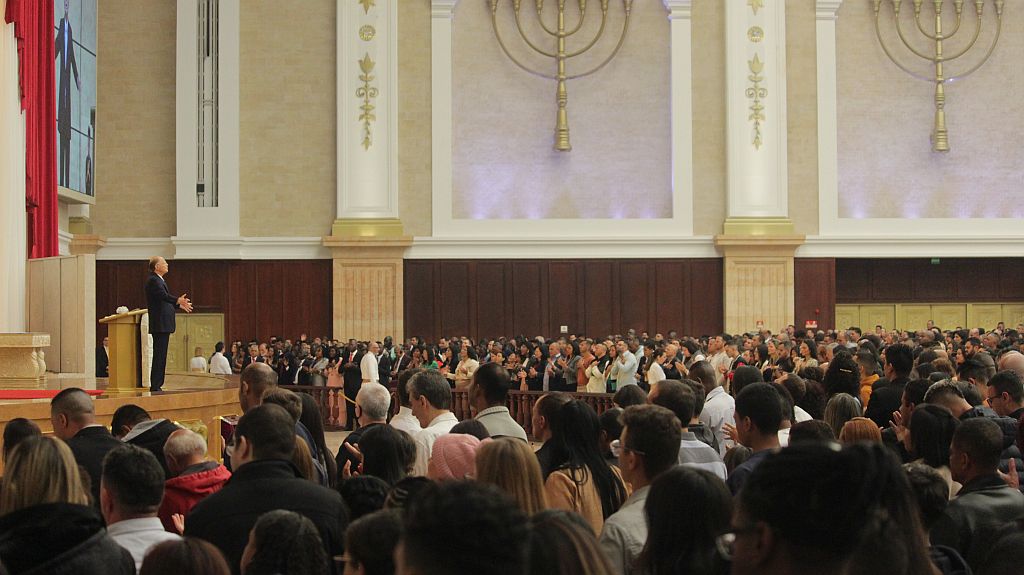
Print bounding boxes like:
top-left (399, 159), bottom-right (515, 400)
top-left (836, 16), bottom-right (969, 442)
top-left (449, 346), bottom-right (480, 390)
top-left (647, 345), bottom-right (667, 386)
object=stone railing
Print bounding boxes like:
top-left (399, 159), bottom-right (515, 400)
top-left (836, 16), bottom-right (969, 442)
top-left (289, 385), bottom-right (616, 438)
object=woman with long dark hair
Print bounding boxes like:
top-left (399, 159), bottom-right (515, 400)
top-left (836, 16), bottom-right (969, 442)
top-left (523, 345), bottom-right (548, 392)
top-left (636, 467), bottom-right (732, 575)
top-left (543, 400), bottom-right (628, 533)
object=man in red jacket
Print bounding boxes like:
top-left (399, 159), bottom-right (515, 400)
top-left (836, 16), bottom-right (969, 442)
top-left (158, 429), bottom-right (231, 533)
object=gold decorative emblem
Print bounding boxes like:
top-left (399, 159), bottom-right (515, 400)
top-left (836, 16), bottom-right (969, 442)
top-left (356, 53), bottom-right (379, 150)
top-left (748, 0), bottom-right (763, 15)
top-left (747, 26), bottom-right (763, 43)
top-left (359, 25), bottom-right (376, 41)
top-left (746, 53), bottom-right (767, 150)
top-left (871, 0), bottom-right (1005, 152)
top-left (358, 0), bottom-right (374, 14)
top-left (489, 0), bottom-right (634, 152)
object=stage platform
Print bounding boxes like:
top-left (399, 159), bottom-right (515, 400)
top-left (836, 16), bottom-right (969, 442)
top-left (0, 372), bottom-right (240, 474)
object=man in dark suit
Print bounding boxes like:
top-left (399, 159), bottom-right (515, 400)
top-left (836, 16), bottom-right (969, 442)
top-left (95, 336), bottom-right (109, 377)
top-left (50, 387), bottom-right (123, 507)
top-left (185, 404), bottom-right (347, 575)
top-left (146, 257), bottom-right (192, 392)
top-left (54, 0), bottom-right (79, 188)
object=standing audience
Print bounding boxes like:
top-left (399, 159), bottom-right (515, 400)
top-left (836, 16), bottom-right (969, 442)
top-left (159, 429), bottom-right (231, 533)
top-left (50, 387), bottom-right (123, 506)
top-left (599, 405), bottom-right (682, 575)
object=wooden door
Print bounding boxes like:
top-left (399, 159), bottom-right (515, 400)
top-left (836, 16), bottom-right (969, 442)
top-left (166, 313), bottom-right (224, 372)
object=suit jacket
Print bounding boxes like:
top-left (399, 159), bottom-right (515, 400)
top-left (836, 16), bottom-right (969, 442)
top-left (95, 347), bottom-right (108, 378)
top-left (145, 273), bottom-right (178, 334)
top-left (67, 426), bottom-right (123, 507)
top-left (185, 459), bottom-right (347, 575)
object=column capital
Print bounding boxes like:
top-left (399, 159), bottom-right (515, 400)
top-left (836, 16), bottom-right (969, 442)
top-left (431, 0), bottom-right (459, 19)
top-left (322, 235), bottom-right (412, 259)
top-left (816, 0), bottom-right (844, 21)
top-left (662, 0), bottom-right (693, 19)
top-left (69, 234), bottom-right (107, 256)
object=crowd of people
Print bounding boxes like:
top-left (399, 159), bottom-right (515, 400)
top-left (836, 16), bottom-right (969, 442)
top-left (8, 322), bottom-right (1024, 574)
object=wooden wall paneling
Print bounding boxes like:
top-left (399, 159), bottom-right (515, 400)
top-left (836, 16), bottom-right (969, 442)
top-left (440, 262), bottom-right (471, 337)
top-left (999, 260), bottom-right (1024, 301)
top-left (687, 259), bottom-right (724, 336)
top-left (794, 258), bottom-right (836, 331)
top-left (870, 260), bottom-right (914, 301)
top-left (654, 261), bottom-right (684, 337)
top-left (311, 262), bottom-right (334, 339)
top-left (255, 262), bottom-right (285, 341)
top-left (283, 263), bottom-right (311, 341)
top-left (512, 262), bottom-right (544, 337)
top-left (230, 262), bottom-right (258, 342)
top-left (475, 262), bottom-right (508, 340)
top-left (617, 262), bottom-right (649, 334)
top-left (404, 261), bottom-right (437, 341)
top-left (583, 261), bottom-right (614, 338)
top-left (914, 260), bottom-right (956, 301)
top-left (548, 261), bottom-right (581, 336)
top-left (835, 260), bottom-right (871, 303)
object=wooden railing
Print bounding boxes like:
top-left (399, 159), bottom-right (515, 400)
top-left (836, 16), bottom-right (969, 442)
top-left (288, 385), bottom-right (616, 437)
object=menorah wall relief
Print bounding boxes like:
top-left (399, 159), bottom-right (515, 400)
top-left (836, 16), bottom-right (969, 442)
top-left (489, 0), bottom-right (633, 152)
top-left (872, 0), bottom-right (1005, 152)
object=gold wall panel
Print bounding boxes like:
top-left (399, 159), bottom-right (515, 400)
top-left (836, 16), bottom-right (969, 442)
top-left (839, 304), bottom-right (1024, 332)
top-left (860, 305), bottom-right (896, 332)
top-left (931, 305), bottom-right (967, 332)
top-left (967, 305), bottom-right (1004, 331)
top-left (167, 314), bottom-right (225, 372)
top-left (835, 305), bottom-right (861, 332)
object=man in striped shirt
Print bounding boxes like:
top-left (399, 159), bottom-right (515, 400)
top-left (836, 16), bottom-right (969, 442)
top-left (647, 379), bottom-right (727, 481)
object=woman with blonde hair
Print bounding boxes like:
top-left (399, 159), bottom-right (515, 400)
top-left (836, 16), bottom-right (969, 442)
top-left (476, 437), bottom-right (547, 515)
top-left (824, 393), bottom-right (862, 438)
top-left (838, 417), bottom-right (883, 444)
top-left (0, 436), bottom-right (135, 573)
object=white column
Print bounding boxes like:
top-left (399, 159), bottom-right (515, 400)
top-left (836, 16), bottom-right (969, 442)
top-left (0, 3), bottom-right (27, 332)
top-left (430, 0), bottom-right (457, 236)
top-left (725, 0), bottom-right (789, 228)
top-left (174, 0), bottom-right (241, 258)
top-left (335, 0), bottom-right (401, 234)
top-left (663, 0), bottom-right (695, 237)
top-left (816, 0), bottom-right (843, 233)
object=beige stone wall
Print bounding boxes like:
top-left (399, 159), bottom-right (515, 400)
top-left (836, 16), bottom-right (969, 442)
top-left (93, 0), bottom-right (176, 239)
top-left (786, 0), bottom-right (819, 235)
top-left (691, 0), bottom-right (727, 236)
top-left (239, 0), bottom-right (336, 237)
top-left (398, 0), bottom-right (432, 237)
top-left (451, 0), bottom-right (672, 219)
top-left (836, 2), bottom-right (1024, 219)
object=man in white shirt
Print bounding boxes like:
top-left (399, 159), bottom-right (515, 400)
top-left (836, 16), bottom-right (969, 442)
top-left (209, 341), bottom-right (232, 375)
top-left (189, 347), bottom-right (208, 373)
top-left (691, 361), bottom-right (735, 457)
top-left (102, 444), bottom-right (181, 570)
top-left (600, 405), bottom-right (681, 575)
top-left (410, 370), bottom-right (459, 475)
top-left (360, 341), bottom-right (381, 384)
top-left (390, 368), bottom-right (423, 436)
top-left (707, 334), bottom-right (731, 386)
top-left (610, 341), bottom-right (639, 388)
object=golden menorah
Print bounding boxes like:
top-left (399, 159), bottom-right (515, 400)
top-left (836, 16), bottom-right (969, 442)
top-left (489, 0), bottom-right (633, 152)
top-left (872, 0), bottom-right (1005, 152)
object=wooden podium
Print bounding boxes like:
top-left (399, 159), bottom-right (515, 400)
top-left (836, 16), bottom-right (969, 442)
top-left (99, 309), bottom-right (147, 393)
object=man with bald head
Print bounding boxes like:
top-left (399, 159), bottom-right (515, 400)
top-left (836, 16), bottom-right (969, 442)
top-left (158, 429), bottom-right (231, 533)
top-left (146, 256), bottom-right (193, 392)
top-left (51, 387), bottom-right (122, 506)
top-left (997, 351), bottom-right (1024, 378)
top-left (238, 362), bottom-right (279, 413)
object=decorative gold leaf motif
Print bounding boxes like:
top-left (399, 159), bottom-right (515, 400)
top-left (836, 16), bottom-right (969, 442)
top-left (745, 53), bottom-right (767, 150)
top-left (359, 25), bottom-right (376, 42)
top-left (358, 0), bottom-right (374, 14)
top-left (748, 0), bottom-right (763, 15)
top-left (355, 53), bottom-right (379, 150)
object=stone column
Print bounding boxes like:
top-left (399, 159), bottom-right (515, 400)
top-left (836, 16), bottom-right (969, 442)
top-left (717, 0), bottom-right (802, 334)
top-left (333, 0), bottom-right (402, 237)
top-left (324, 0), bottom-right (409, 343)
top-left (323, 238), bottom-right (411, 343)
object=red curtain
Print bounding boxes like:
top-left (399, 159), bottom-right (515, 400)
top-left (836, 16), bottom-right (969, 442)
top-left (5, 0), bottom-right (57, 259)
